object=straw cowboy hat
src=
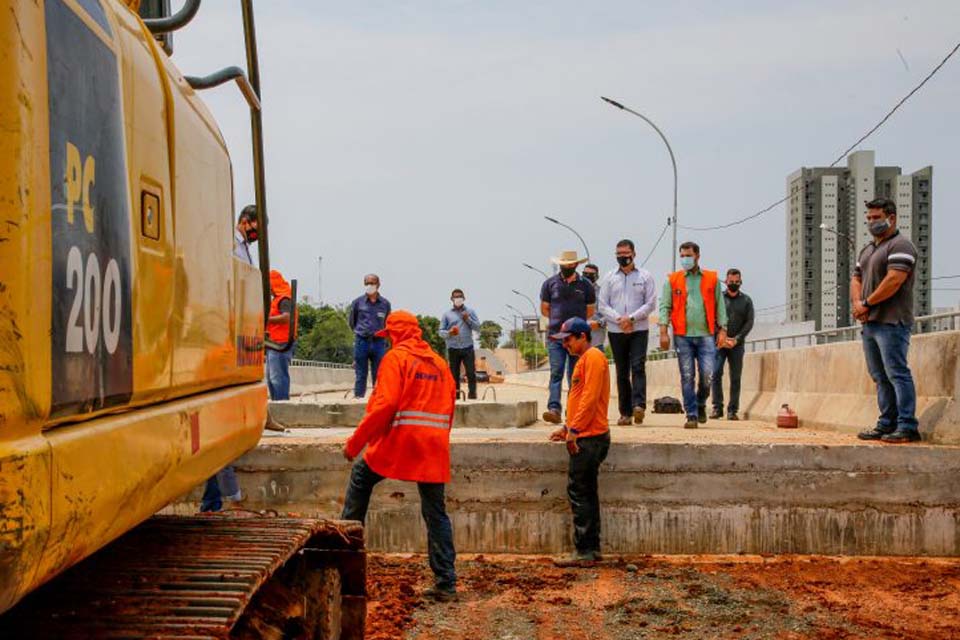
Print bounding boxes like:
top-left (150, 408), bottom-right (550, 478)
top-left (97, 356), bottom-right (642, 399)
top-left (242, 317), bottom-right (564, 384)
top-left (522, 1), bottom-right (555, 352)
top-left (550, 250), bottom-right (588, 266)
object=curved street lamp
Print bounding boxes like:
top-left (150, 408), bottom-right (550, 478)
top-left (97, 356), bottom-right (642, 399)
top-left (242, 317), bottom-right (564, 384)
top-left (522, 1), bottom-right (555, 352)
top-left (544, 216), bottom-right (590, 262)
top-left (522, 262), bottom-right (549, 279)
top-left (601, 96), bottom-right (678, 271)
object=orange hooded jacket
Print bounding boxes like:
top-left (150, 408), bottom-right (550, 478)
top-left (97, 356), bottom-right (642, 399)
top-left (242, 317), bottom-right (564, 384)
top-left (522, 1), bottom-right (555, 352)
top-left (344, 310), bottom-right (457, 483)
top-left (268, 270), bottom-right (296, 345)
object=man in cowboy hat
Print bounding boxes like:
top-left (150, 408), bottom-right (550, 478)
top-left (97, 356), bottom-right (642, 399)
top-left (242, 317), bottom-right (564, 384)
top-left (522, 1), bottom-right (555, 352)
top-left (539, 250), bottom-right (597, 423)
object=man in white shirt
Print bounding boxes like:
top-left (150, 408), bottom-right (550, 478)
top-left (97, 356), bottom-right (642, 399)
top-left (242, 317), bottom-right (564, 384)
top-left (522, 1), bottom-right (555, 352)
top-left (598, 239), bottom-right (657, 426)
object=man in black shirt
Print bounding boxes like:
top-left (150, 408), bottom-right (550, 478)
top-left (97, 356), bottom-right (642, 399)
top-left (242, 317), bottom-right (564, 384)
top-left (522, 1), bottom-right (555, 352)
top-left (710, 268), bottom-right (753, 420)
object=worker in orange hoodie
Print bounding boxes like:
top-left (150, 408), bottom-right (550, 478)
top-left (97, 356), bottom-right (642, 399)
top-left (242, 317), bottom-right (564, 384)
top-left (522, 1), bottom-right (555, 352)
top-left (548, 317), bottom-right (611, 567)
top-left (341, 310), bottom-right (459, 601)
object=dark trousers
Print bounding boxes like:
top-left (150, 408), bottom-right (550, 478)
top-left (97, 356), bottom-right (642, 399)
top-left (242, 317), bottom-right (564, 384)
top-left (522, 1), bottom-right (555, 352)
top-left (341, 459), bottom-right (456, 589)
top-left (447, 346), bottom-right (477, 399)
top-left (712, 342), bottom-right (745, 415)
top-left (608, 331), bottom-right (648, 417)
top-left (567, 432), bottom-right (611, 554)
top-left (353, 336), bottom-right (387, 398)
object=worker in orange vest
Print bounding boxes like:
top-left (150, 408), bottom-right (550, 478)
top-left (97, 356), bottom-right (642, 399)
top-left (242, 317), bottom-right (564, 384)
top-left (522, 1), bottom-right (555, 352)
top-left (658, 242), bottom-right (728, 429)
top-left (266, 269), bottom-right (297, 400)
top-left (341, 310), bottom-right (459, 601)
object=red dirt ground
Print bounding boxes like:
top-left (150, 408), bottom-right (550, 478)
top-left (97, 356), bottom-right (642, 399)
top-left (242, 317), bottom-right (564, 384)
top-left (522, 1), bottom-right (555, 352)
top-left (365, 553), bottom-right (960, 639)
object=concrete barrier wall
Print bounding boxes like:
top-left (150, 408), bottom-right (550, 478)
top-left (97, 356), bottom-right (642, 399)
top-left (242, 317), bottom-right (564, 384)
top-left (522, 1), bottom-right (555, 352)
top-left (289, 366), bottom-right (355, 396)
top-left (507, 331), bottom-right (960, 443)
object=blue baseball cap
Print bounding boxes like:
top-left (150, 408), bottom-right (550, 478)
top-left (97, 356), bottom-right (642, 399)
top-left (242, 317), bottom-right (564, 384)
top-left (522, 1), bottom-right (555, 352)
top-left (551, 317), bottom-right (591, 340)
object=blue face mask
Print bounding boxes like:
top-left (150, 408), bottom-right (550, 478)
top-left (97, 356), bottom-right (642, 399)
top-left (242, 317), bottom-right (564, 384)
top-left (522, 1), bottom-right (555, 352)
top-left (680, 255), bottom-right (696, 271)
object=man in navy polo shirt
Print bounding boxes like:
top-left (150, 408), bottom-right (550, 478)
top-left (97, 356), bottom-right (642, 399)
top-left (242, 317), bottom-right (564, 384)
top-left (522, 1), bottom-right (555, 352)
top-left (540, 250), bottom-right (596, 423)
top-left (349, 273), bottom-right (391, 398)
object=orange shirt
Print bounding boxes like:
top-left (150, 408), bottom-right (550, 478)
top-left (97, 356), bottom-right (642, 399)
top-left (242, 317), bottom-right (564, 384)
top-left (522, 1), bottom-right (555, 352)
top-left (565, 346), bottom-right (610, 438)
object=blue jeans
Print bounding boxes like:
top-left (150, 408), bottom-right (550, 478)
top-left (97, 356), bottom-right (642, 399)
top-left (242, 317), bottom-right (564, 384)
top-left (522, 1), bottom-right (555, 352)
top-left (200, 466), bottom-right (242, 512)
top-left (267, 343), bottom-right (295, 400)
top-left (674, 335), bottom-right (716, 419)
top-left (547, 339), bottom-right (578, 413)
top-left (862, 322), bottom-right (918, 432)
top-left (354, 336), bottom-right (387, 398)
top-left (342, 459), bottom-right (456, 590)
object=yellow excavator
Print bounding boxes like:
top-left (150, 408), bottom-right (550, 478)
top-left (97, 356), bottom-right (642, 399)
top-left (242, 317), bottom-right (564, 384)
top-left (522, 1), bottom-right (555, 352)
top-left (0, 1), bottom-right (364, 636)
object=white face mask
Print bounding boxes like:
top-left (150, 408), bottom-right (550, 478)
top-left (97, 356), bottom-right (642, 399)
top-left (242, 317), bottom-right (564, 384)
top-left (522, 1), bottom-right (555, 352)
top-left (452, 297), bottom-right (465, 308)
top-left (364, 284), bottom-right (378, 295)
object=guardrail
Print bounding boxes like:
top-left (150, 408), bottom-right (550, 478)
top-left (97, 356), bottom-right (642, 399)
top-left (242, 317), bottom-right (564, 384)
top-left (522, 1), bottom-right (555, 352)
top-left (290, 359), bottom-right (353, 370)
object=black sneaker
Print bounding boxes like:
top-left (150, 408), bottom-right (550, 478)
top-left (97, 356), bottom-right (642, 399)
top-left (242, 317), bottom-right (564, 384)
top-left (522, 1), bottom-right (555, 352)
top-left (727, 414), bottom-right (739, 421)
top-left (423, 585), bottom-right (458, 602)
top-left (697, 406), bottom-right (707, 423)
top-left (709, 408), bottom-right (723, 420)
top-left (857, 427), bottom-right (894, 441)
top-left (880, 428), bottom-right (921, 444)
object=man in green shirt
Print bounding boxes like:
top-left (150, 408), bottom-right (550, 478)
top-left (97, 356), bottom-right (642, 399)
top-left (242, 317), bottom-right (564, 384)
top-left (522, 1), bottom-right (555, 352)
top-left (658, 242), bottom-right (728, 428)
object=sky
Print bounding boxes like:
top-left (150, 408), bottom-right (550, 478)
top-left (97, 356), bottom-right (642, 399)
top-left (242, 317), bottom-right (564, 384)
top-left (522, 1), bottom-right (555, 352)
top-left (172, 0), bottom-right (960, 328)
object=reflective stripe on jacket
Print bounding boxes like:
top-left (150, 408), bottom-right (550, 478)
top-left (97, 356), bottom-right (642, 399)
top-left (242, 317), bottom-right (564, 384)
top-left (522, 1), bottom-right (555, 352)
top-left (668, 269), bottom-right (719, 336)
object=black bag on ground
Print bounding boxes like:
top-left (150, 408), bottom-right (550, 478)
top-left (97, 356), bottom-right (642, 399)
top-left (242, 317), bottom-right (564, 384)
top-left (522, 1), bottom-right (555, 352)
top-left (653, 396), bottom-right (683, 414)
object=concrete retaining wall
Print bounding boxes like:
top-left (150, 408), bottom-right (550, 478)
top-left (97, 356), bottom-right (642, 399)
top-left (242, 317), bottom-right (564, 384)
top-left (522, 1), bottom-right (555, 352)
top-left (170, 439), bottom-right (960, 556)
top-left (507, 331), bottom-right (960, 444)
top-left (289, 366), bottom-right (355, 396)
top-left (269, 400), bottom-right (538, 429)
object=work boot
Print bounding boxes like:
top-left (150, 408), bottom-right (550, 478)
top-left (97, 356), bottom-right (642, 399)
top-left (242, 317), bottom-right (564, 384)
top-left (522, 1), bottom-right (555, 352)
top-left (542, 409), bottom-right (562, 424)
top-left (857, 427), bottom-right (895, 441)
top-left (422, 585), bottom-right (458, 602)
top-left (633, 406), bottom-right (645, 425)
top-left (553, 550), bottom-right (597, 567)
top-left (617, 416), bottom-right (632, 426)
top-left (683, 417), bottom-right (698, 429)
top-left (880, 428), bottom-right (921, 444)
top-left (727, 413), bottom-right (739, 421)
top-left (697, 406), bottom-right (707, 424)
top-left (709, 408), bottom-right (724, 420)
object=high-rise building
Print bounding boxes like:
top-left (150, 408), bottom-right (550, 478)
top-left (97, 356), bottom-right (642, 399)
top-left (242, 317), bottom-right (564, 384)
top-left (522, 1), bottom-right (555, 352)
top-left (786, 150), bottom-right (931, 330)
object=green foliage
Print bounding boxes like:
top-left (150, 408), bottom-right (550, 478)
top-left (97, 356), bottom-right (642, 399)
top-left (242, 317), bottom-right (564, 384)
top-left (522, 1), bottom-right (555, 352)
top-left (512, 329), bottom-right (547, 369)
top-left (479, 320), bottom-right (503, 350)
top-left (294, 305), bottom-right (354, 363)
top-left (416, 314), bottom-right (447, 360)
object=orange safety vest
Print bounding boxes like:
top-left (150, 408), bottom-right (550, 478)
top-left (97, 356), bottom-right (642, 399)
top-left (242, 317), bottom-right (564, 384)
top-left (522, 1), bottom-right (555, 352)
top-left (268, 270), bottom-right (297, 345)
top-left (668, 269), bottom-right (719, 336)
top-left (344, 311), bottom-right (457, 483)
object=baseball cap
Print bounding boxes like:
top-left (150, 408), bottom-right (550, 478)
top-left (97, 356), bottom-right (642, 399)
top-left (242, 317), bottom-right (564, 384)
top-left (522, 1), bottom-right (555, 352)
top-left (551, 317), bottom-right (591, 340)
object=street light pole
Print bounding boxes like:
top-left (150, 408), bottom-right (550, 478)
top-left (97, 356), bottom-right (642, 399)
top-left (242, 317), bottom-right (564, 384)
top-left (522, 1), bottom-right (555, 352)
top-left (544, 216), bottom-right (590, 261)
top-left (500, 314), bottom-right (520, 373)
top-left (819, 223), bottom-right (857, 248)
top-left (601, 96), bottom-right (678, 271)
top-left (512, 289), bottom-right (544, 365)
top-left (522, 262), bottom-right (549, 279)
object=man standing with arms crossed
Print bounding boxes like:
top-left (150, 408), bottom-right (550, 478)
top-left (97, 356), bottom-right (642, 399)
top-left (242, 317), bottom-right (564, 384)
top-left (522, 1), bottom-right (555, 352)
top-left (548, 317), bottom-right (611, 566)
top-left (710, 268), bottom-right (754, 421)
top-left (599, 239), bottom-right (657, 426)
top-left (853, 198), bottom-right (921, 444)
top-left (439, 288), bottom-right (482, 399)
top-left (341, 310), bottom-right (459, 600)
top-left (349, 274), bottom-right (391, 398)
top-left (540, 251), bottom-right (596, 424)
top-left (659, 242), bottom-right (728, 429)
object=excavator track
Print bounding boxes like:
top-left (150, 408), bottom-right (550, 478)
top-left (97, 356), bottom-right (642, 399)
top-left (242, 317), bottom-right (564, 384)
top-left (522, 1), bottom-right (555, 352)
top-left (1, 515), bottom-right (366, 639)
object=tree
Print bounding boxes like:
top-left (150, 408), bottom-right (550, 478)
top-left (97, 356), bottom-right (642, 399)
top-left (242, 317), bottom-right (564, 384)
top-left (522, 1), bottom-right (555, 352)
top-left (479, 320), bottom-right (503, 350)
top-left (514, 329), bottom-right (547, 369)
top-left (295, 305), bottom-right (354, 363)
top-left (416, 314), bottom-right (447, 360)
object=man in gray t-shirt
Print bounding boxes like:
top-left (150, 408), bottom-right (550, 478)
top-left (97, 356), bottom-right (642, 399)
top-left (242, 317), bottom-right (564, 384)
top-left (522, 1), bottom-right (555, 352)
top-left (852, 198), bottom-right (920, 444)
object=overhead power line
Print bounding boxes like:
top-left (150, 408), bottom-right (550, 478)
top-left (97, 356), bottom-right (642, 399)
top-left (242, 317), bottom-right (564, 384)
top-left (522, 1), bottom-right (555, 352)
top-left (641, 220), bottom-right (670, 267)
top-left (681, 39), bottom-right (960, 232)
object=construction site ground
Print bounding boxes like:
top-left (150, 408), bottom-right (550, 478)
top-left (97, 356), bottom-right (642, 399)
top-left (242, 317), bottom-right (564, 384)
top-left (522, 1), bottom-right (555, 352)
top-left (365, 552), bottom-right (960, 640)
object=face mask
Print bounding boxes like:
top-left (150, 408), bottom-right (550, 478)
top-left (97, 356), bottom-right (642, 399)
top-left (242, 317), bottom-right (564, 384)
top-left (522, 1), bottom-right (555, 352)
top-left (869, 218), bottom-right (891, 237)
top-left (616, 256), bottom-right (633, 267)
top-left (560, 266), bottom-right (577, 279)
top-left (727, 283), bottom-right (740, 293)
top-left (244, 228), bottom-right (258, 242)
top-left (583, 272), bottom-right (598, 283)
top-left (452, 297), bottom-right (465, 308)
top-left (680, 256), bottom-right (696, 271)
top-left (364, 284), bottom-right (378, 295)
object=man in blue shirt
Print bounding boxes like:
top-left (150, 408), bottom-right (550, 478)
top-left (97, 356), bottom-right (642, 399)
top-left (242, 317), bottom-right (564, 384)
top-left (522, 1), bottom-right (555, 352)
top-left (439, 288), bottom-right (481, 399)
top-left (540, 250), bottom-right (596, 423)
top-left (349, 274), bottom-right (391, 398)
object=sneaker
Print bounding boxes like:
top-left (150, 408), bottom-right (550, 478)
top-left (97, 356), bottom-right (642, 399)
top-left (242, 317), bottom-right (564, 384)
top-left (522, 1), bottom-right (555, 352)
top-left (697, 406), bottom-right (707, 424)
top-left (633, 406), bottom-right (645, 425)
top-left (542, 409), bottom-right (562, 424)
top-left (857, 427), bottom-right (895, 441)
top-left (617, 416), bottom-right (632, 426)
top-left (683, 418), bottom-right (698, 429)
top-left (880, 428), bottom-right (921, 444)
top-left (423, 585), bottom-right (458, 602)
top-left (727, 414), bottom-right (739, 421)
top-left (553, 550), bottom-right (597, 567)
top-left (709, 408), bottom-right (723, 420)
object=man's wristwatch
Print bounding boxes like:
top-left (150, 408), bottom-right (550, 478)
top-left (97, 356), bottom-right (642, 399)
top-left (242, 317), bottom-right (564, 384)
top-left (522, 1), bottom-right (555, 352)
top-left (861, 299), bottom-right (871, 309)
